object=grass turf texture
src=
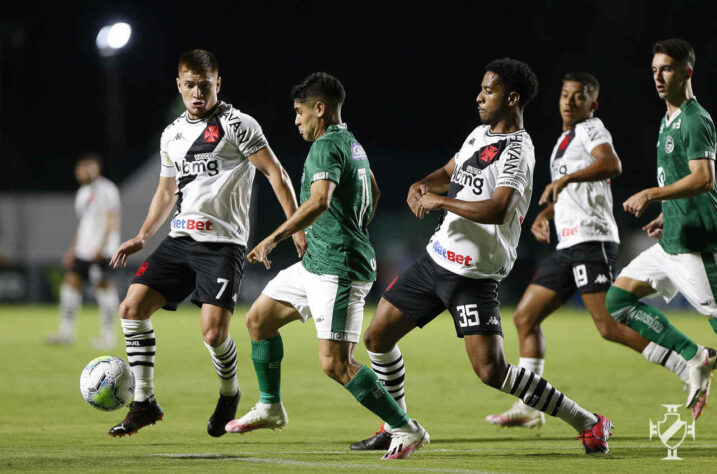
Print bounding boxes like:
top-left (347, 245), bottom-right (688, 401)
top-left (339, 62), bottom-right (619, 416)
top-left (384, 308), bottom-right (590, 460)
top-left (1, 304), bottom-right (716, 473)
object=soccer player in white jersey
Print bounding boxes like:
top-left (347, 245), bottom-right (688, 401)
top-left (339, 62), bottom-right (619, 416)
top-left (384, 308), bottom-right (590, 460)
top-left (486, 72), bottom-right (692, 429)
top-left (352, 59), bottom-right (613, 455)
top-left (107, 49), bottom-right (305, 438)
top-left (46, 154), bottom-right (121, 349)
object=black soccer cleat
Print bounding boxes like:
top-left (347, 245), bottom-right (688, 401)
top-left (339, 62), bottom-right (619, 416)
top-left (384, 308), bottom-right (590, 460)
top-left (108, 395), bottom-right (164, 437)
top-left (207, 390), bottom-right (241, 437)
top-left (350, 425), bottom-right (392, 450)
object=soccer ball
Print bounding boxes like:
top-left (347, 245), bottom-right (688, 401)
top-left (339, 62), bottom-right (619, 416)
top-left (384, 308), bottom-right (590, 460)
top-left (80, 355), bottom-right (135, 411)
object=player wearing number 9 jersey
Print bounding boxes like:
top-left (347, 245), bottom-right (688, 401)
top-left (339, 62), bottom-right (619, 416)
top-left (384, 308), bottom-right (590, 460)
top-left (352, 59), bottom-right (614, 456)
top-left (106, 49), bottom-right (305, 439)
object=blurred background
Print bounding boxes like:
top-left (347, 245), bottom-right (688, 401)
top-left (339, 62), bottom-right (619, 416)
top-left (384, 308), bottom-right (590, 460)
top-left (0, 0), bottom-right (714, 308)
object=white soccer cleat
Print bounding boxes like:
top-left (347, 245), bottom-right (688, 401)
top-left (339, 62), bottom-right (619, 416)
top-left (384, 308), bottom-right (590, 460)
top-left (225, 401), bottom-right (288, 434)
top-left (46, 331), bottom-right (75, 345)
top-left (381, 420), bottom-right (429, 460)
top-left (485, 401), bottom-right (546, 428)
top-left (685, 347), bottom-right (717, 410)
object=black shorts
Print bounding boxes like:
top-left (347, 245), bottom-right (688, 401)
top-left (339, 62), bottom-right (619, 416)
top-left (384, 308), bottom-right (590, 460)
top-left (132, 236), bottom-right (245, 312)
top-left (382, 251), bottom-right (502, 338)
top-left (531, 241), bottom-right (618, 301)
top-left (70, 257), bottom-right (111, 283)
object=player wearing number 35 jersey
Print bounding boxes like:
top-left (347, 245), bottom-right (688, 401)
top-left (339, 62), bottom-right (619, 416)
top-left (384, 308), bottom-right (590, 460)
top-left (106, 49), bottom-right (305, 439)
top-left (353, 59), bottom-right (614, 456)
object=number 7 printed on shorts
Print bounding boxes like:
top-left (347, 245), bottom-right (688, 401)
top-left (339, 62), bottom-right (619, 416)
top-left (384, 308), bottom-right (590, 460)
top-left (216, 278), bottom-right (230, 299)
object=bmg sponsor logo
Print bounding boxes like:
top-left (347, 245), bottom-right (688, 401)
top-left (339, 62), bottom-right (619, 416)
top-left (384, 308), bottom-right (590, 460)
top-left (172, 218), bottom-right (213, 231)
top-left (432, 241), bottom-right (473, 266)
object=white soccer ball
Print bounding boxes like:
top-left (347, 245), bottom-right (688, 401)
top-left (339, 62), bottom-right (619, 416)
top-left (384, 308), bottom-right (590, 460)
top-left (80, 355), bottom-right (135, 411)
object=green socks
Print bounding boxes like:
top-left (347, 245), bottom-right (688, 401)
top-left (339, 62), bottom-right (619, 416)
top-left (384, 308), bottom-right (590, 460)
top-left (251, 335), bottom-right (284, 403)
top-left (709, 317), bottom-right (717, 335)
top-left (606, 286), bottom-right (698, 361)
top-left (344, 365), bottom-right (410, 429)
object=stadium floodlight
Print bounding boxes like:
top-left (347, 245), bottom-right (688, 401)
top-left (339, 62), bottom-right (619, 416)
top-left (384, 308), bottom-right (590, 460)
top-left (96, 22), bottom-right (132, 57)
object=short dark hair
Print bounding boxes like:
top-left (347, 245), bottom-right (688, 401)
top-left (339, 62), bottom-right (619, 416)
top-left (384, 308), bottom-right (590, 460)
top-left (485, 58), bottom-right (539, 107)
top-left (653, 39), bottom-right (695, 68)
top-left (77, 152), bottom-right (102, 167)
top-left (562, 72), bottom-right (600, 98)
top-left (291, 72), bottom-right (346, 109)
top-left (178, 49), bottom-right (219, 75)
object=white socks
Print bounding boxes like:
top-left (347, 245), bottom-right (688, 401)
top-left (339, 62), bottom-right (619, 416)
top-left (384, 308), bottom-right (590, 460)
top-left (95, 285), bottom-right (119, 338)
top-left (367, 345), bottom-right (407, 434)
top-left (121, 319), bottom-right (156, 402)
top-left (641, 342), bottom-right (689, 383)
top-left (58, 284), bottom-right (82, 334)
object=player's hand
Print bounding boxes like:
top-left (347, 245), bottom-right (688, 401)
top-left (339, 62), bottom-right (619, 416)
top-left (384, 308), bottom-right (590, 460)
top-left (407, 183), bottom-right (428, 217)
top-left (110, 236), bottom-right (145, 269)
top-left (623, 190), bottom-right (651, 217)
top-left (642, 214), bottom-right (664, 239)
top-left (292, 230), bottom-right (307, 259)
top-left (248, 238), bottom-right (277, 270)
top-left (531, 213), bottom-right (551, 243)
top-left (62, 248), bottom-right (75, 270)
top-left (416, 192), bottom-right (443, 219)
top-left (539, 177), bottom-right (568, 205)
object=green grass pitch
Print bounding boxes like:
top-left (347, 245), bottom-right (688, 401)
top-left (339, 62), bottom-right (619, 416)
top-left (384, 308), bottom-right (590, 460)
top-left (1, 304), bottom-right (716, 472)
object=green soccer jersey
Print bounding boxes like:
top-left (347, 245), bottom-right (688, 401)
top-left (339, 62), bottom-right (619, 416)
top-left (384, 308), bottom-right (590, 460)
top-left (656, 98), bottom-right (717, 254)
top-left (300, 124), bottom-right (376, 281)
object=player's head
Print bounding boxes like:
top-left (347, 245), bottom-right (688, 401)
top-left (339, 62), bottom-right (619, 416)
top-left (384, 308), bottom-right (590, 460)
top-left (75, 153), bottom-right (102, 185)
top-left (560, 72), bottom-right (599, 128)
top-left (652, 39), bottom-right (694, 101)
top-left (291, 72), bottom-right (346, 142)
top-left (478, 58), bottom-right (538, 126)
top-left (176, 49), bottom-right (221, 119)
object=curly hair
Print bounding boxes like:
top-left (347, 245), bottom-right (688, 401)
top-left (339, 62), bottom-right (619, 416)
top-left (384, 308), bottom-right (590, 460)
top-left (485, 58), bottom-right (539, 107)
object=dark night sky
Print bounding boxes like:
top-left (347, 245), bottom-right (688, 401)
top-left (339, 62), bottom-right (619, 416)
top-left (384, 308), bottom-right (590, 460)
top-left (2, 0), bottom-right (715, 219)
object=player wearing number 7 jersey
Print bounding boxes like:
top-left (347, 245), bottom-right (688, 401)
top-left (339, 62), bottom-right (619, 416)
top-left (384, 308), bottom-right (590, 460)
top-left (225, 72), bottom-right (429, 460)
top-left (352, 59), bottom-right (613, 455)
top-left (106, 49), bottom-right (306, 438)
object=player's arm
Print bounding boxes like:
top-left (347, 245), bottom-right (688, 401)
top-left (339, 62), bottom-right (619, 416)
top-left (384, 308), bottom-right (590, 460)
top-left (366, 169), bottom-right (380, 225)
top-left (623, 159), bottom-right (715, 217)
top-left (407, 156), bottom-right (456, 216)
top-left (110, 177), bottom-right (177, 268)
top-left (248, 146), bottom-right (306, 257)
top-left (248, 179), bottom-right (336, 269)
top-left (95, 209), bottom-right (119, 261)
top-left (539, 143), bottom-right (622, 204)
top-left (531, 203), bottom-right (554, 243)
top-left (417, 185), bottom-right (521, 225)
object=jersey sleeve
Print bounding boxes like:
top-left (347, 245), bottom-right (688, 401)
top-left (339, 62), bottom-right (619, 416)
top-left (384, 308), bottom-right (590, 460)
top-left (225, 111), bottom-right (269, 158)
top-left (495, 143), bottom-right (533, 195)
top-left (682, 114), bottom-right (717, 160)
top-left (305, 140), bottom-right (343, 184)
top-left (103, 182), bottom-right (121, 212)
top-left (159, 131), bottom-right (176, 178)
top-left (580, 119), bottom-right (613, 153)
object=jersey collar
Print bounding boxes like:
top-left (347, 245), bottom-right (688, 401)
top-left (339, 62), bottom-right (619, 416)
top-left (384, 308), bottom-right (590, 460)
top-left (326, 123), bottom-right (347, 133)
top-left (184, 101), bottom-right (224, 124)
top-left (665, 97), bottom-right (696, 126)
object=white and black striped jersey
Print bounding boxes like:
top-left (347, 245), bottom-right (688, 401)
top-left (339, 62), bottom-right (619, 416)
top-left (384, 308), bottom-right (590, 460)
top-left (159, 101), bottom-right (268, 246)
top-left (74, 176), bottom-right (121, 260)
top-left (549, 117), bottom-right (620, 249)
top-left (426, 126), bottom-right (534, 280)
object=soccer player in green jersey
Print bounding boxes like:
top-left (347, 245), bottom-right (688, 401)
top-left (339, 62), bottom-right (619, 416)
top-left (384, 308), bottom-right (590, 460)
top-left (607, 39), bottom-right (717, 419)
top-left (225, 72), bottom-right (429, 460)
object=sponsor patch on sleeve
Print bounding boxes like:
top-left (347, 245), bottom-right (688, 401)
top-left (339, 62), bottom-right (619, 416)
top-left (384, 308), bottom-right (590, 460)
top-left (351, 142), bottom-right (368, 160)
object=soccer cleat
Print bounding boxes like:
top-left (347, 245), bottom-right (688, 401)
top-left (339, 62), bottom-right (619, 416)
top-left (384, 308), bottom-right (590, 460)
top-left (225, 401), bottom-right (288, 434)
top-left (575, 414), bottom-right (613, 454)
top-left (485, 401), bottom-right (546, 428)
top-left (46, 331), bottom-right (75, 345)
top-left (685, 347), bottom-right (717, 409)
top-left (207, 390), bottom-right (241, 437)
top-left (381, 420), bottom-right (429, 460)
top-left (350, 424), bottom-right (392, 450)
top-left (108, 395), bottom-right (164, 437)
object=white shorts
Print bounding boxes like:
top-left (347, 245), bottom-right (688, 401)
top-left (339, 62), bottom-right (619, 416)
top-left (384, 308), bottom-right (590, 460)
top-left (618, 243), bottom-right (717, 317)
top-left (262, 262), bottom-right (373, 342)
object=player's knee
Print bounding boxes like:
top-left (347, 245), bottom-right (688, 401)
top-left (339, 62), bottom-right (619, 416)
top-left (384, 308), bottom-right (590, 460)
top-left (473, 361), bottom-right (505, 388)
top-left (119, 299), bottom-right (140, 320)
top-left (320, 358), bottom-right (350, 384)
top-left (513, 308), bottom-right (538, 335)
top-left (202, 327), bottom-right (225, 347)
top-left (605, 286), bottom-right (638, 321)
top-left (245, 309), bottom-right (264, 338)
